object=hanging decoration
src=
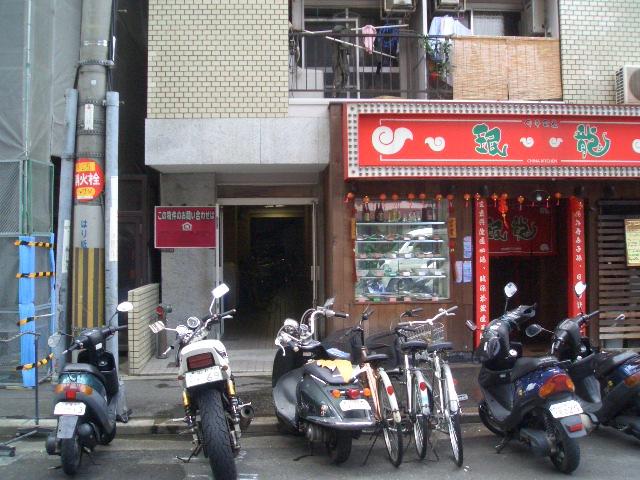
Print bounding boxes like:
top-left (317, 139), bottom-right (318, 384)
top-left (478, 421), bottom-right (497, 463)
top-left (446, 193), bottom-right (455, 209)
top-left (435, 193), bottom-right (443, 207)
top-left (379, 193), bottom-right (387, 202)
top-left (407, 192), bottom-right (416, 209)
top-left (517, 195), bottom-right (525, 211)
top-left (474, 192), bottom-right (482, 201)
top-left (344, 191), bottom-right (355, 203)
top-left (491, 192), bottom-right (498, 207)
top-left (546, 194), bottom-right (551, 208)
top-left (463, 193), bottom-right (471, 208)
top-left (554, 192), bottom-right (562, 206)
top-left (498, 193), bottom-right (509, 229)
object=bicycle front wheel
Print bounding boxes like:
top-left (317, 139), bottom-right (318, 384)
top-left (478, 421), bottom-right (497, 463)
top-left (411, 372), bottom-right (429, 459)
top-left (442, 364), bottom-right (463, 467)
top-left (377, 372), bottom-right (404, 467)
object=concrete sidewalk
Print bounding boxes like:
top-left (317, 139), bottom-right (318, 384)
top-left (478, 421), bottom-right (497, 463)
top-left (0, 364), bottom-right (482, 436)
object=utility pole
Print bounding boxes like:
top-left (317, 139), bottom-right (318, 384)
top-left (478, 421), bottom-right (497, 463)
top-left (72, 0), bottom-right (114, 331)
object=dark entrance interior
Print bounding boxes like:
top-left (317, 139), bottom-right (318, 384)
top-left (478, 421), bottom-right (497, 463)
top-left (488, 201), bottom-right (569, 354)
top-left (222, 205), bottom-right (313, 343)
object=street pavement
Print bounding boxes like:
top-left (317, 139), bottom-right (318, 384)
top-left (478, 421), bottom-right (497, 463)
top-left (1, 423), bottom-right (639, 479)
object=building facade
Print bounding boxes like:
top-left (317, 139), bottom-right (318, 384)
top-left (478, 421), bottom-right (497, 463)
top-left (146, 0), bottom-right (640, 352)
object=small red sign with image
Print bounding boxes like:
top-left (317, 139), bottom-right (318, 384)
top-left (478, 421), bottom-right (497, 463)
top-left (154, 206), bottom-right (216, 249)
top-left (74, 158), bottom-right (104, 201)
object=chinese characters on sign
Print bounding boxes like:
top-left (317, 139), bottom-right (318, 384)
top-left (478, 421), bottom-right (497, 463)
top-left (624, 219), bottom-right (640, 267)
top-left (353, 113), bottom-right (640, 174)
top-left (74, 159), bottom-right (104, 202)
top-left (475, 198), bottom-right (490, 347)
top-left (154, 207), bottom-right (216, 249)
top-left (567, 197), bottom-right (586, 324)
top-left (487, 204), bottom-right (555, 256)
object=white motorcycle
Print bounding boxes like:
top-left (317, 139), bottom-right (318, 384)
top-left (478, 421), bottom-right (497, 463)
top-left (150, 283), bottom-right (253, 480)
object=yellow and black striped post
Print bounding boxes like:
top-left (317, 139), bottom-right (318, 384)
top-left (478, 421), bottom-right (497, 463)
top-left (72, 247), bottom-right (105, 329)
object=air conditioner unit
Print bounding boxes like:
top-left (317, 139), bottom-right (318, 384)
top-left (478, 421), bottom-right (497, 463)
top-left (615, 65), bottom-right (640, 104)
top-left (382, 0), bottom-right (416, 13)
top-left (435, 0), bottom-right (462, 11)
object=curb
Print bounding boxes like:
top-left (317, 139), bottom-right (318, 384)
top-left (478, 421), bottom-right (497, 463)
top-left (0, 413), bottom-right (480, 438)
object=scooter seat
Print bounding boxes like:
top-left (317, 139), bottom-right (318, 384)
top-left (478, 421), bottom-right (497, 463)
top-left (595, 351), bottom-right (638, 379)
top-left (427, 342), bottom-right (453, 353)
top-left (362, 353), bottom-right (388, 366)
top-left (61, 363), bottom-right (106, 385)
top-left (400, 340), bottom-right (429, 353)
top-left (304, 361), bottom-right (355, 385)
top-left (511, 356), bottom-right (559, 380)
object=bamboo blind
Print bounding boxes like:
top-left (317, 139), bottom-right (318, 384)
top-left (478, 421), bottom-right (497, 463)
top-left (452, 36), bottom-right (562, 101)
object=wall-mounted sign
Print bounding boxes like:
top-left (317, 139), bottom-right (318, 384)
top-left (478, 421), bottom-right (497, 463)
top-left (344, 103), bottom-right (640, 178)
top-left (624, 219), bottom-right (640, 267)
top-left (474, 197), bottom-right (490, 348)
top-left (487, 204), bottom-right (555, 256)
top-left (567, 197), bottom-right (586, 321)
top-left (74, 159), bottom-right (104, 201)
top-left (154, 206), bottom-right (216, 249)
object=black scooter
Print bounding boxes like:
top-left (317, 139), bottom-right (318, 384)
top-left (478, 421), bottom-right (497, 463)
top-left (526, 281), bottom-right (640, 441)
top-left (46, 302), bottom-right (132, 475)
top-left (466, 283), bottom-right (586, 474)
top-left (272, 300), bottom-right (376, 464)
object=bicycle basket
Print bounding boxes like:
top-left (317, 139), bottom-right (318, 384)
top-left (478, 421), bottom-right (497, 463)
top-left (406, 322), bottom-right (445, 344)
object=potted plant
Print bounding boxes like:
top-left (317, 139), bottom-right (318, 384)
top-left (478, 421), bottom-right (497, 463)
top-left (422, 35), bottom-right (452, 83)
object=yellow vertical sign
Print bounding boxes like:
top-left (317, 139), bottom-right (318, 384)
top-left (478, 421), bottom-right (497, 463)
top-left (624, 219), bottom-right (640, 267)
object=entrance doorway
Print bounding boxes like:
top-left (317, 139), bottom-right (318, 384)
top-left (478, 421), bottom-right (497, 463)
top-left (220, 204), bottom-right (314, 351)
top-left (486, 200), bottom-right (569, 354)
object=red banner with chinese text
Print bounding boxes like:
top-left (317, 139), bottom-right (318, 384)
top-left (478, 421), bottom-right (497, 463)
top-left (475, 198), bottom-right (490, 347)
top-left (154, 206), bottom-right (216, 249)
top-left (487, 203), bottom-right (556, 256)
top-left (356, 114), bottom-right (640, 169)
top-left (567, 198), bottom-right (586, 325)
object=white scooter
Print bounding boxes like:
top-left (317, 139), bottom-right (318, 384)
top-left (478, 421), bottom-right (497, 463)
top-left (149, 283), bottom-right (253, 480)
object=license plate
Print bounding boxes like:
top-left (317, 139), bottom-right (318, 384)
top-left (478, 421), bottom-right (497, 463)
top-left (457, 394), bottom-right (469, 401)
top-left (549, 400), bottom-right (583, 419)
top-left (54, 402), bottom-right (86, 416)
top-left (339, 399), bottom-right (371, 411)
top-left (185, 366), bottom-right (223, 388)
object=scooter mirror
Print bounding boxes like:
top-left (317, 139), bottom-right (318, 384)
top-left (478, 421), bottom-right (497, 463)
top-left (117, 301), bottom-right (134, 313)
top-left (465, 320), bottom-right (477, 332)
top-left (149, 321), bottom-right (166, 333)
top-left (525, 324), bottom-right (543, 338)
top-left (212, 283), bottom-right (230, 299)
top-left (504, 282), bottom-right (518, 298)
top-left (47, 332), bottom-right (62, 348)
top-left (323, 297), bottom-right (335, 308)
top-left (574, 281), bottom-right (587, 298)
top-left (614, 313), bottom-right (625, 322)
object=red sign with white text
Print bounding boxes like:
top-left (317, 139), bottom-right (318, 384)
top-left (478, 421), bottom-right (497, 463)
top-left (154, 207), bottom-right (216, 249)
top-left (74, 159), bottom-right (104, 201)
top-left (487, 204), bottom-right (556, 256)
top-left (567, 197), bottom-right (586, 324)
top-left (357, 114), bottom-right (640, 168)
top-left (475, 198), bottom-right (490, 347)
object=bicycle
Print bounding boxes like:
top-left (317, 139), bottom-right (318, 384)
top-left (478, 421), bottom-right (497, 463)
top-left (397, 305), bottom-right (464, 467)
top-left (345, 306), bottom-right (404, 467)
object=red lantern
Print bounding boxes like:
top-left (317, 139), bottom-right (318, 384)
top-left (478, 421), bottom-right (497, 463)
top-left (446, 193), bottom-right (455, 209)
top-left (344, 191), bottom-right (355, 203)
top-left (463, 193), bottom-right (471, 207)
top-left (517, 195), bottom-right (525, 211)
top-left (491, 193), bottom-right (498, 207)
top-left (474, 193), bottom-right (481, 201)
top-left (554, 192), bottom-right (562, 206)
top-left (435, 193), bottom-right (443, 206)
top-left (379, 193), bottom-right (387, 202)
top-left (498, 196), bottom-right (509, 229)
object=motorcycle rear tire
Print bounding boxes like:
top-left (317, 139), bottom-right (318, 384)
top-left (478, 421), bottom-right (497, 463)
top-left (327, 431), bottom-right (352, 464)
top-left (549, 419), bottom-right (580, 474)
top-left (196, 388), bottom-right (238, 480)
top-left (60, 435), bottom-right (81, 475)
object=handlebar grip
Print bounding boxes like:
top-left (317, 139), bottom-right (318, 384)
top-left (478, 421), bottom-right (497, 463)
top-left (221, 309), bottom-right (237, 317)
top-left (115, 325), bottom-right (128, 332)
top-left (333, 312), bottom-right (348, 318)
top-left (447, 305), bottom-right (459, 313)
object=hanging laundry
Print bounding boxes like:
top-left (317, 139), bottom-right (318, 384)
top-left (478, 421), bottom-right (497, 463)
top-left (331, 25), bottom-right (350, 90)
top-left (361, 25), bottom-right (376, 54)
top-left (377, 24), bottom-right (399, 66)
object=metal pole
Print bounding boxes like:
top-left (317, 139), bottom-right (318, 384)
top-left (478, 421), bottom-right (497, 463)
top-left (34, 333), bottom-right (39, 426)
top-left (105, 91), bottom-right (119, 369)
top-left (54, 89), bottom-right (78, 373)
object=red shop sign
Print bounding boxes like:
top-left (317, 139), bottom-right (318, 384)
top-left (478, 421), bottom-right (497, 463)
top-left (154, 206), bottom-right (216, 249)
top-left (356, 113), bottom-right (640, 169)
top-left (487, 204), bottom-right (556, 256)
top-left (474, 198), bottom-right (490, 348)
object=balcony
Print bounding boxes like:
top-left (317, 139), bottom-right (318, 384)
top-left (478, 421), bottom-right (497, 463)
top-left (288, 30), bottom-right (561, 102)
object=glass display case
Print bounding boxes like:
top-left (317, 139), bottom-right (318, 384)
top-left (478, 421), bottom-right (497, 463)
top-left (354, 200), bottom-right (450, 303)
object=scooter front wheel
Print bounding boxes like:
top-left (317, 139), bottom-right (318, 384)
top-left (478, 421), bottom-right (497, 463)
top-left (60, 435), bottom-right (82, 475)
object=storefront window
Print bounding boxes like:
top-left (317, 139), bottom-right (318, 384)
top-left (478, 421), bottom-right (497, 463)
top-left (354, 199), bottom-right (450, 302)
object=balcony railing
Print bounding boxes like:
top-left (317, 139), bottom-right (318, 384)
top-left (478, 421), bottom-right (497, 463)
top-left (289, 31), bottom-right (450, 100)
top-left (288, 31), bottom-right (561, 102)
